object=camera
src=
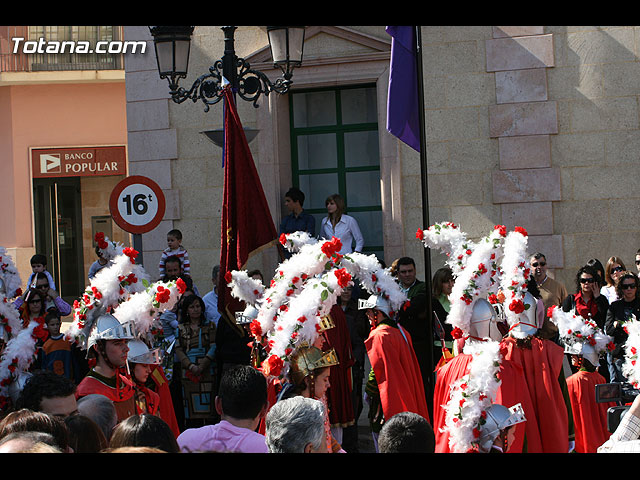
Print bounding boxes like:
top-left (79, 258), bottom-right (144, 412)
top-left (596, 382), bottom-right (640, 433)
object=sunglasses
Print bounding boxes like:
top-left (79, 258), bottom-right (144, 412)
top-left (531, 262), bottom-right (546, 267)
top-left (622, 283), bottom-right (637, 290)
top-left (579, 277), bottom-right (595, 284)
top-left (636, 260), bottom-right (640, 265)
top-left (611, 267), bottom-right (624, 274)
top-left (28, 299), bottom-right (42, 304)
top-left (37, 283), bottom-right (49, 289)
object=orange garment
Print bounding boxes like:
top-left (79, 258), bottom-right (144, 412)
top-left (432, 347), bottom-right (541, 453)
top-left (365, 322), bottom-right (430, 424)
top-left (501, 336), bottom-right (569, 453)
top-left (566, 369), bottom-right (613, 453)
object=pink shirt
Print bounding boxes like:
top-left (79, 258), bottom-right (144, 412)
top-left (177, 420), bottom-right (268, 453)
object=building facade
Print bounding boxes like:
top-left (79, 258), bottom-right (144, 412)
top-left (0, 26), bottom-right (131, 303)
top-left (3, 26), bottom-right (639, 302)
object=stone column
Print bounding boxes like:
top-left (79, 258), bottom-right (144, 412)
top-left (486, 27), bottom-right (563, 269)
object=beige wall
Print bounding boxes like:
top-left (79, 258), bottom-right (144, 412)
top-left (124, 26), bottom-right (640, 295)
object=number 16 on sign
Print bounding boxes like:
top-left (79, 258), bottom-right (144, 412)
top-left (110, 176), bottom-right (166, 263)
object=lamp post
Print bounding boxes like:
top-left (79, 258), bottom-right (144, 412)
top-left (149, 26), bottom-right (305, 111)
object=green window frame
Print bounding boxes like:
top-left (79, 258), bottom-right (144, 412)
top-left (289, 84), bottom-right (384, 260)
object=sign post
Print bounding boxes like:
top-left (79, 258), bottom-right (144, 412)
top-left (109, 176), bottom-right (166, 266)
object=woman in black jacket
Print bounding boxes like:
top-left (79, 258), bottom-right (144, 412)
top-left (561, 265), bottom-right (609, 329)
top-left (604, 271), bottom-right (640, 384)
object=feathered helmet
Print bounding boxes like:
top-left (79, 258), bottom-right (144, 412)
top-left (497, 227), bottom-right (539, 340)
top-left (550, 305), bottom-right (614, 367)
top-left (417, 222), bottom-right (518, 453)
top-left (621, 315), bottom-right (640, 389)
top-left (228, 231), bottom-right (406, 381)
top-left (127, 339), bottom-right (163, 365)
top-left (288, 343), bottom-right (339, 388)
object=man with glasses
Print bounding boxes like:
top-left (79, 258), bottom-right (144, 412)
top-left (531, 252), bottom-right (568, 314)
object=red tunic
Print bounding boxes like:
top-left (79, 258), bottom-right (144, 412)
top-left (432, 348), bottom-right (541, 453)
top-left (566, 370), bottom-right (613, 453)
top-left (76, 370), bottom-right (136, 423)
top-left (501, 336), bottom-right (569, 453)
top-left (324, 305), bottom-right (355, 428)
top-left (365, 322), bottom-right (430, 424)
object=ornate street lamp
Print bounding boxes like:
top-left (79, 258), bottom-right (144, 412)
top-left (149, 26), bottom-right (305, 111)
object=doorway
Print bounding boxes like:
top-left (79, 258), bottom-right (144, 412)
top-left (32, 177), bottom-right (84, 305)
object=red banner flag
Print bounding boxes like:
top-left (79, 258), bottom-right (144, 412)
top-left (217, 87), bottom-right (277, 332)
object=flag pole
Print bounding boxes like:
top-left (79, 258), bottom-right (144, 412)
top-left (414, 25), bottom-right (434, 418)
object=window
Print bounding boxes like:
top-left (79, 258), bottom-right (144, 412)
top-left (290, 85), bottom-right (384, 260)
top-left (27, 26), bottom-right (123, 71)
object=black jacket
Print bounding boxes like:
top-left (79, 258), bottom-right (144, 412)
top-left (605, 297), bottom-right (640, 358)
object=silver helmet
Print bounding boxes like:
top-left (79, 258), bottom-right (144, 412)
top-left (477, 403), bottom-right (527, 453)
top-left (235, 304), bottom-right (259, 325)
top-left (87, 313), bottom-right (136, 351)
top-left (358, 294), bottom-right (392, 318)
top-left (127, 339), bottom-right (162, 365)
top-left (470, 298), bottom-right (503, 342)
top-left (509, 292), bottom-right (540, 338)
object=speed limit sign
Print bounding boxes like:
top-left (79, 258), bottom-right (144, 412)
top-left (109, 176), bottom-right (166, 234)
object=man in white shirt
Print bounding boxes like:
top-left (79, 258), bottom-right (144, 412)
top-left (202, 265), bottom-right (222, 327)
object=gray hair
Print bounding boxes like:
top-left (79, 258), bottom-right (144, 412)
top-left (265, 396), bottom-right (326, 453)
top-left (77, 394), bottom-right (117, 441)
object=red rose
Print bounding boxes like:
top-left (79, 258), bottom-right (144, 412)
top-left (488, 294), bottom-right (498, 304)
top-left (279, 233), bottom-right (287, 246)
top-left (224, 271), bottom-right (233, 284)
top-left (451, 327), bottom-right (463, 339)
top-left (123, 247), bottom-right (138, 263)
top-left (263, 355), bottom-right (283, 377)
top-left (334, 268), bottom-right (352, 288)
top-left (509, 299), bottom-right (525, 314)
top-left (249, 319), bottom-right (262, 337)
top-left (494, 225), bottom-right (507, 237)
top-left (546, 305), bottom-right (556, 318)
top-left (156, 289), bottom-right (171, 303)
top-left (514, 226), bottom-right (528, 237)
top-left (416, 228), bottom-right (424, 241)
top-left (176, 277), bottom-right (187, 294)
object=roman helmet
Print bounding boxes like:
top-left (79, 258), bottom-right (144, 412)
top-left (87, 313), bottom-right (136, 352)
top-left (288, 344), bottom-right (339, 390)
top-left (508, 292), bottom-right (541, 339)
top-left (358, 294), bottom-right (392, 319)
top-left (235, 304), bottom-right (259, 325)
top-left (469, 297), bottom-right (503, 342)
top-left (476, 403), bottom-right (527, 453)
top-left (127, 339), bottom-right (162, 365)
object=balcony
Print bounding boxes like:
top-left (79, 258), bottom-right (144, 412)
top-left (0, 26), bottom-right (124, 73)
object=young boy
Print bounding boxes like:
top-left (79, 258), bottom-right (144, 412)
top-left (158, 229), bottom-right (190, 279)
top-left (27, 254), bottom-right (56, 291)
top-left (88, 245), bottom-right (111, 280)
top-left (39, 312), bottom-right (84, 383)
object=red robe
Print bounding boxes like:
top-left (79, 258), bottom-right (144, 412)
top-left (149, 365), bottom-right (181, 438)
top-left (500, 336), bottom-right (569, 453)
top-left (566, 369), bottom-right (613, 453)
top-left (76, 369), bottom-right (136, 423)
top-left (324, 305), bottom-right (355, 428)
top-left (432, 346), bottom-right (541, 453)
top-left (365, 322), bottom-right (430, 424)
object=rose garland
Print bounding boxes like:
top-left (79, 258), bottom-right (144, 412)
top-left (0, 247), bottom-right (22, 299)
top-left (444, 339), bottom-right (502, 453)
top-left (550, 305), bottom-right (614, 362)
top-left (416, 222), bottom-right (470, 275)
top-left (447, 226), bottom-right (506, 340)
top-left (622, 315), bottom-right (640, 389)
top-left (234, 232), bottom-right (407, 380)
top-left (498, 227), bottom-right (532, 339)
top-left (0, 315), bottom-right (47, 409)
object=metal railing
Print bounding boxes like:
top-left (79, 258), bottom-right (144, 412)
top-left (0, 26), bottom-right (124, 73)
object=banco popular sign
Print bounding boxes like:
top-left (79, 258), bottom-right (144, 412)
top-left (31, 146), bottom-right (127, 178)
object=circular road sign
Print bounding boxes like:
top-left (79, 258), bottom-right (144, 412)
top-left (109, 176), bottom-right (166, 234)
